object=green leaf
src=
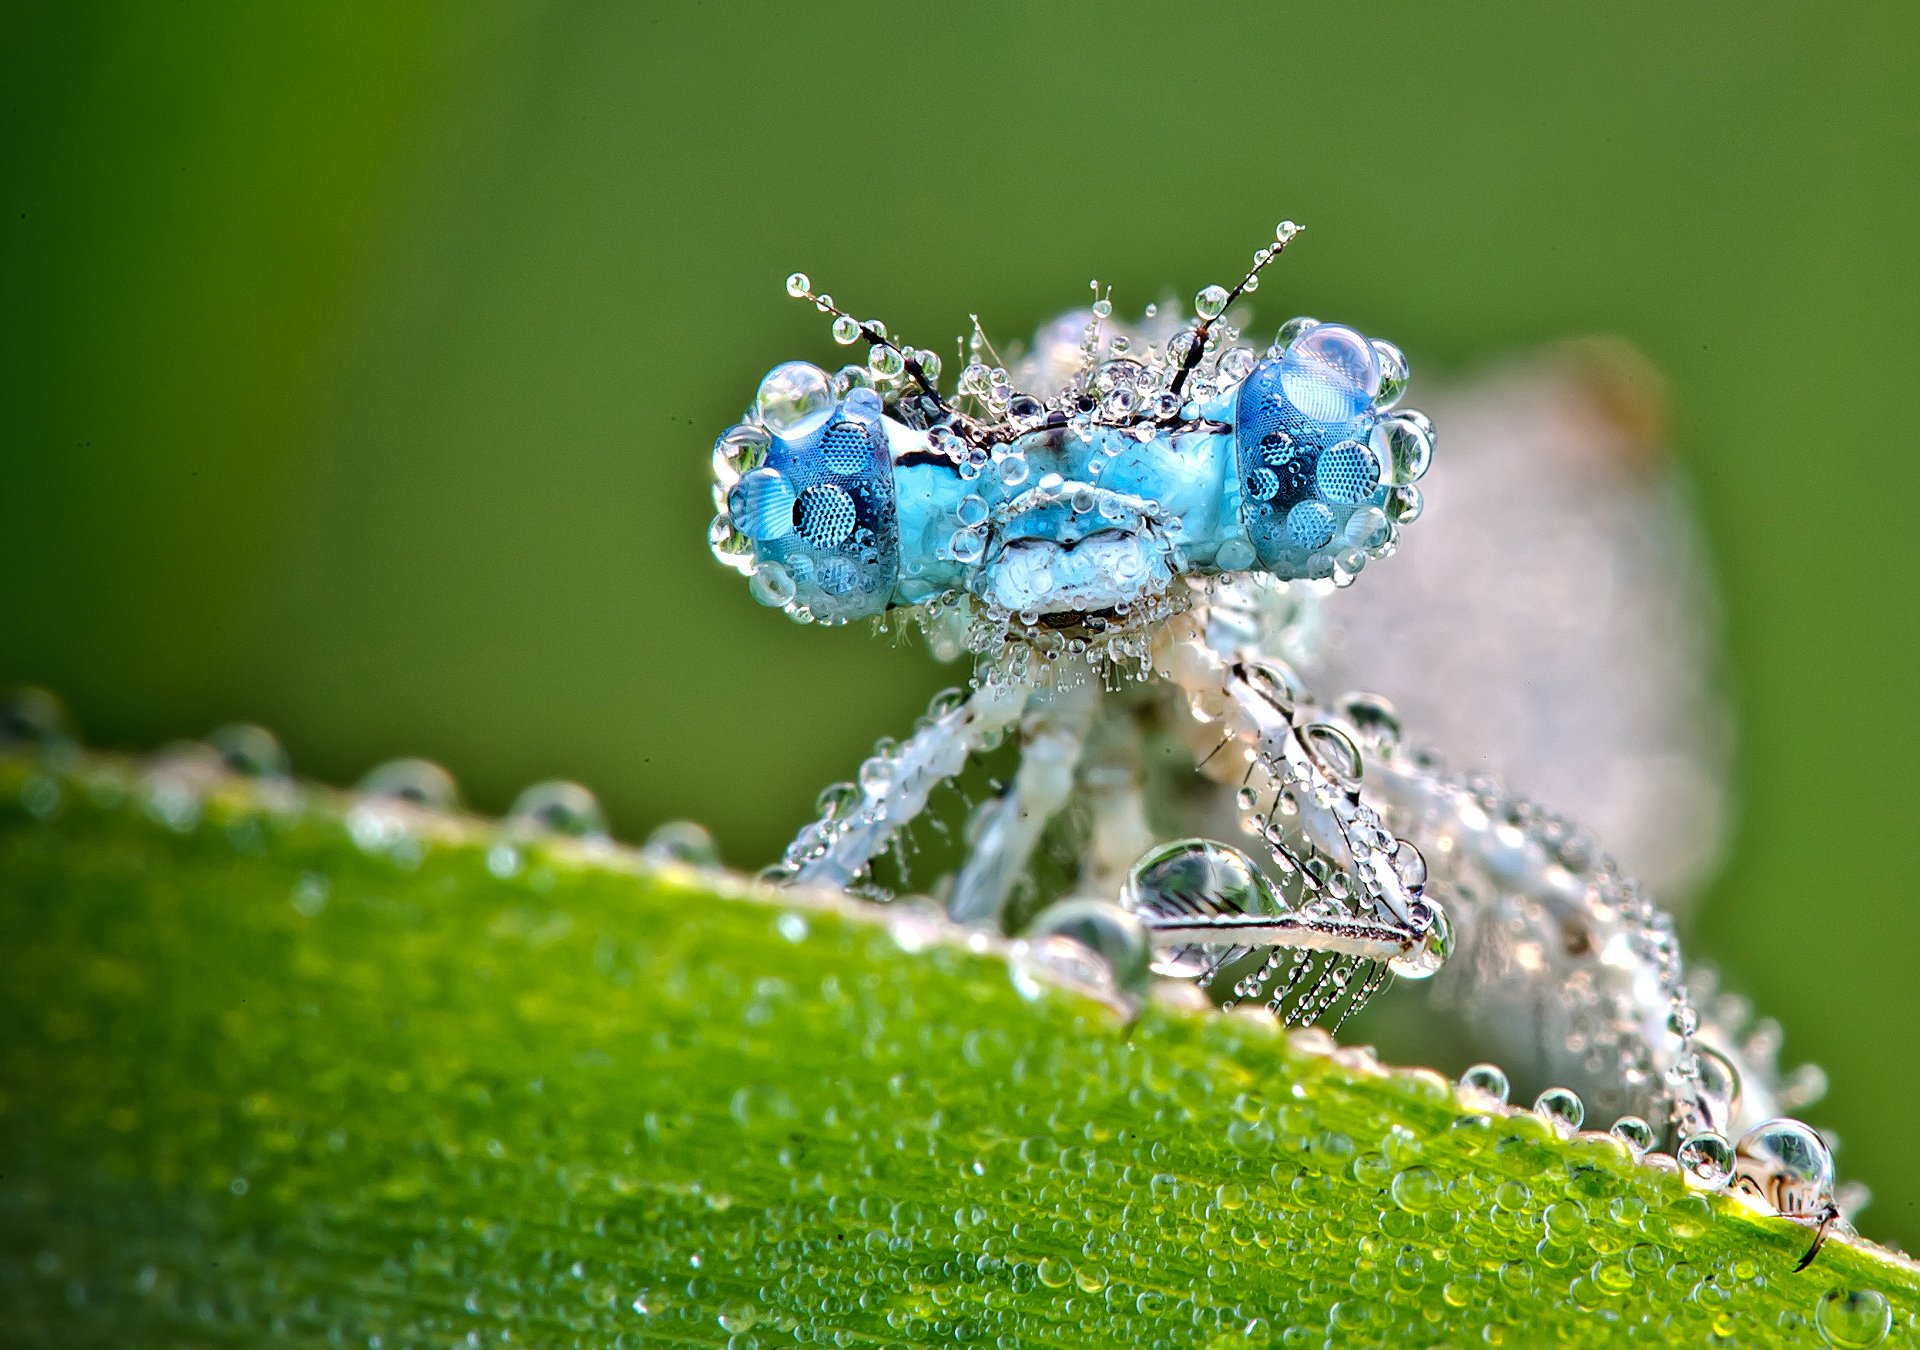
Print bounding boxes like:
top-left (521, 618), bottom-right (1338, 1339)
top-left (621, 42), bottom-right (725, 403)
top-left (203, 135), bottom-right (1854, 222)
top-left (1, 752), bottom-right (1914, 1348)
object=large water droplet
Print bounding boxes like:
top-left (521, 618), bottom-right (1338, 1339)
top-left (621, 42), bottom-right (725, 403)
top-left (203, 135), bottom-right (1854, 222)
top-left (0, 687), bottom-right (73, 752)
top-left (1387, 899), bottom-right (1452, 981)
top-left (643, 820), bottom-right (721, 868)
top-left (506, 781), bottom-right (609, 840)
top-left (1533, 1087), bottom-right (1585, 1134)
top-left (1815, 1288), bottom-right (1892, 1347)
top-left (1459, 1063), bottom-right (1510, 1105)
top-left (754, 361), bottom-right (835, 434)
top-left (1736, 1117), bottom-right (1834, 1214)
top-left (1278, 324), bottom-right (1380, 423)
top-left (1678, 1131), bottom-right (1734, 1190)
top-left (207, 724), bottom-right (291, 779)
top-left (1124, 839), bottom-right (1287, 980)
top-left (357, 758), bottom-right (461, 811)
top-left (1022, 898), bottom-right (1153, 1003)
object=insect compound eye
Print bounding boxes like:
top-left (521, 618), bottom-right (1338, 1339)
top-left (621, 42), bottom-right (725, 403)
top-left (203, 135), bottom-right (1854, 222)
top-left (1231, 322), bottom-right (1433, 581)
top-left (710, 362), bottom-right (899, 624)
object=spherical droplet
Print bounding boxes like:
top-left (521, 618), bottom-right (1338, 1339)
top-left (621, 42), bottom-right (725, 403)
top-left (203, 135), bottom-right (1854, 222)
top-left (207, 724), bottom-right (291, 779)
top-left (1024, 897), bottom-right (1153, 1002)
top-left (642, 820), bottom-right (720, 868)
top-left (1609, 1115), bottom-right (1656, 1158)
top-left (1278, 324), bottom-right (1381, 423)
top-left (1815, 1288), bottom-right (1891, 1348)
top-left (1124, 839), bottom-right (1286, 980)
top-left (784, 272), bottom-right (810, 298)
top-left (754, 361), bottom-right (835, 434)
top-left (1371, 414), bottom-right (1434, 485)
top-left (1459, 1063), bottom-right (1511, 1105)
top-left (1534, 1087), bottom-right (1586, 1134)
top-left (748, 559), bottom-right (797, 609)
top-left (1388, 899), bottom-right (1453, 981)
top-left (1736, 1118), bottom-right (1834, 1214)
top-left (357, 758), bottom-right (461, 811)
top-left (1195, 284), bottom-right (1230, 320)
top-left (831, 315), bottom-right (860, 345)
top-left (507, 780), bottom-right (609, 840)
top-left (1390, 1166), bottom-right (1443, 1214)
top-left (1678, 1131), bottom-right (1735, 1190)
top-left (1371, 339), bottom-right (1409, 408)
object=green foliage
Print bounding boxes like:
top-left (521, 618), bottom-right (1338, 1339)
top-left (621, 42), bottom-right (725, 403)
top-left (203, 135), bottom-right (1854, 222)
top-left (1, 753), bottom-right (1914, 1348)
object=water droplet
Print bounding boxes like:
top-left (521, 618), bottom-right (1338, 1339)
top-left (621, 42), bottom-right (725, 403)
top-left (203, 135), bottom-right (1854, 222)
top-left (1679, 1131), bottom-right (1734, 1190)
top-left (1459, 1063), bottom-right (1510, 1105)
top-left (357, 758), bottom-right (461, 811)
top-left (506, 781), bottom-right (609, 840)
top-left (207, 724), bottom-right (290, 779)
top-left (1123, 840), bottom-right (1286, 980)
top-left (1533, 1087), bottom-right (1585, 1134)
top-left (784, 272), bottom-right (810, 298)
top-left (0, 687), bottom-right (73, 752)
top-left (1022, 898), bottom-right (1153, 1003)
top-left (641, 820), bottom-right (720, 868)
top-left (1370, 340), bottom-right (1409, 408)
top-left (1278, 324), bottom-right (1380, 423)
top-left (1388, 899), bottom-right (1452, 981)
top-left (1195, 285), bottom-right (1229, 320)
top-left (831, 315), bottom-right (860, 345)
top-left (1036, 1255), bottom-right (1073, 1288)
top-left (1736, 1117), bottom-right (1835, 1215)
top-left (749, 560), bottom-right (797, 608)
top-left (1301, 722), bottom-right (1362, 785)
top-left (1389, 1166), bottom-right (1442, 1213)
top-left (1815, 1288), bottom-right (1891, 1347)
top-left (1609, 1115), bottom-right (1655, 1157)
top-left (1371, 414), bottom-right (1434, 485)
top-left (755, 361), bottom-right (834, 434)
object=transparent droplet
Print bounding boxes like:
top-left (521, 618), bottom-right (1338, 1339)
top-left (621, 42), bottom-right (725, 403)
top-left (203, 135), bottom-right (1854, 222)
top-left (1534, 1087), bottom-right (1586, 1134)
top-left (869, 344), bottom-right (904, 379)
top-left (754, 361), bottom-right (835, 434)
top-left (1390, 1166), bottom-right (1443, 1214)
top-left (357, 758), bottom-right (461, 811)
top-left (1815, 1288), bottom-right (1891, 1348)
top-left (0, 687), bottom-right (73, 752)
top-left (784, 272), bottom-right (810, 298)
top-left (1371, 414), bottom-right (1434, 485)
top-left (749, 560), bottom-right (797, 609)
top-left (1459, 1063), bottom-right (1511, 1105)
top-left (831, 315), bottom-right (860, 345)
top-left (1269, 316), bottom-right (1319, 359)
top-left (1302, 723), bottom-right (1362, 785)
top-left (1736, 1118), bottom-right (1835, 1215)
top-left (1195, 284), bottom-right (1230, 320)
top-left (1609, 1115), bottom-right (1656, 1157)
top-left (641, 820), bottom-right (720, 869)
top-left (1678, 1131), bottom-right (1735, 1190)
top-left (1278, 324), bottom-right (1380, 422)
top-left (507, 780), bottom-right (609, 840)
top-left (207, 724), bottom-right (291, 779)
top-left (1124, 839), bottom-right (1286, 980)
top-left (1388, 899), bottom-right (1452, 981)
top-left (1019, 898), bottom-right (1153, 1004)
top-left (1371, 339), bottom-right (1409, 408)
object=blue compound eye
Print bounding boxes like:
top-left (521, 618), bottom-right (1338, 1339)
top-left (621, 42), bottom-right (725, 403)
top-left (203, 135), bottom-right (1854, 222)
top-left (715, 365), bottom-right (899, 623)
top-left (1233, 323), bottom-right (1392, 578)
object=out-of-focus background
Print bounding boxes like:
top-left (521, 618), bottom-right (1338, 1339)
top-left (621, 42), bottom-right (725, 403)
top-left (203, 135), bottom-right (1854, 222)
top-left (4, 4), bottom-right (1917, 1243)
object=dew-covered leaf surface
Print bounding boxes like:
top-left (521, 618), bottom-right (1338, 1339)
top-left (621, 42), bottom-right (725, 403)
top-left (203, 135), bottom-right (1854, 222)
top-left (1, 754), bottom-right (1914, 1348)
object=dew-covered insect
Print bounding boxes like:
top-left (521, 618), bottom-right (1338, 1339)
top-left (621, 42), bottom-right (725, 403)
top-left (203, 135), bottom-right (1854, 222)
top-left (708, 223), bottom-right (1856, 1257)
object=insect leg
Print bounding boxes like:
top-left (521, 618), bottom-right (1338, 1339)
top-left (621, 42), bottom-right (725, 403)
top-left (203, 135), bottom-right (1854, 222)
top-left (787, 681), bottom-right (1029, 891)
top-left (947, 682), bottom-right (1099, 928)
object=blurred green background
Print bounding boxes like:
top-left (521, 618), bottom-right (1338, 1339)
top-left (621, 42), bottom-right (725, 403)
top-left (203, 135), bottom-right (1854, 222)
top-left (3, 2), bottom-right (1916, 1245)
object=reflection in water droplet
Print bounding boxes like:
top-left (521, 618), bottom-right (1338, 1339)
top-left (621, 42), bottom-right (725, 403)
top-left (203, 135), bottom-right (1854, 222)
top-left (1678, 1131), bottom-right (1734, 1190)
top-left (507, 781), bottom-right (609, 840)
top-left (1459, 1063), bottom-right (1510, 1105)
top-left (1815, 1288), bottom-right (1892, 1347)
top-left (206, 724), bottom-right (291, 779)
top-left (1123, 839), bottom-right (1286, 980)
top-left (642, 820), bottom-right (721, 869)
top-left (1533, 1087), bottom-right (1585, 1134)
top-left (357, 758), bottom-right (462, 811)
